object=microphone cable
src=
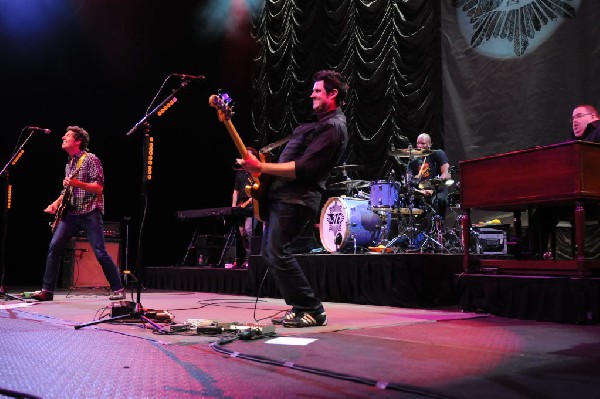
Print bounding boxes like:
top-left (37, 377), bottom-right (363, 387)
top-left (210, 340), bottom-right (457, 399)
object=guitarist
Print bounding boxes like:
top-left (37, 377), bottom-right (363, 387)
top-left (231, 147), bottom-right (261, 268)
top-left (31, 126), bottom-right (125, 302)
top-left (237, 70), bottom-right (349, 328)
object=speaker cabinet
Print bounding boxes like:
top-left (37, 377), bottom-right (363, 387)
top-left (68, 238), bottom-right (121, 288)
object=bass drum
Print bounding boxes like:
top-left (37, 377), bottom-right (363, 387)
top-left (319, 197), bottom-right (382, 253)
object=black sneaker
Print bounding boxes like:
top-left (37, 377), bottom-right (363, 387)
top-left (282, 312), bottom-right (327, 328)
top-left (271, 310), bottom-right (298, 325)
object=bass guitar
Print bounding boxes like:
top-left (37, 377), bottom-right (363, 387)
top-left (209, 92), bottom-right (270, 222)
top-left (237, 197), bottom-right (253, 209)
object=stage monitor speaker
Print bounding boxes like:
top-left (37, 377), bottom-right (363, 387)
top-left (69, 238), bottom-right (121, 288)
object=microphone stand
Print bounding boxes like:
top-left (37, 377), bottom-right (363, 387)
top-left (75, 78), bottom-right (195, 331)
top-left (1, 129), bottom-right (38, 301)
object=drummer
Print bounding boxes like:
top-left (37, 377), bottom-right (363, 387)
top-left (406, 133), bottom-right (451, 219)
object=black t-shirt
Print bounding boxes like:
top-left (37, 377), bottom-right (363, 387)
top-left (234, 170), bottom-right (253, 206)
top-left (407, 149), bottom-right (449, 180)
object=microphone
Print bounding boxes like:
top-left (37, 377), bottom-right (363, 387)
top-left (27, 126), bottom-right (51, 134)
top-left (172, 73), bottom-right (206, 81)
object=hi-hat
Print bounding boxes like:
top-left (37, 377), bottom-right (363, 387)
top-left (331, 164), bottom-right (364, 173)
top-left (388, 148), bottom-right (432, 157)
top-left (418, 178), bottom-right (454, 190)
top-left (327, 180), bottom-right (370, 190)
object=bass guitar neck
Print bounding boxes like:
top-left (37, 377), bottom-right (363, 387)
top-left (209, 92), bottom-right (271, 222)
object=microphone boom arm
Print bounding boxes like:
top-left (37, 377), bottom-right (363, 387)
top-left (125, 81), bottom-right (189, 137)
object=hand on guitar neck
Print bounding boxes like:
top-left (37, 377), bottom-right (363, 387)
top-left (237, 197), bottom-right (252, 208)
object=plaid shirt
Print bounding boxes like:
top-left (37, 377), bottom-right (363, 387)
top-left (63, 150), bottom-right (105, 215)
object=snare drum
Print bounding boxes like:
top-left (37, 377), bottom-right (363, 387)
top-left (396, 194), bottom-right (424, 216)
top-left (394, 197), bottom-right (424, 216)
top-left (369, 180), bottom-right (400, 211)
top-left (319, 197), bottom-right (382, 252)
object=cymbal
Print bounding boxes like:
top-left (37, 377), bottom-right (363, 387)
top-left (389, 148), bottom-right (432, 157)
top-left (418, 178), bottom-right (454, 190)
top-left (327, 179), bottom-right (370, 190)
top-left (332, 164), bottom-right (364, 173)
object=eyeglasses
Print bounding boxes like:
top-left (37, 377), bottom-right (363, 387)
top-left (570, 113), bottom-right (592, 123)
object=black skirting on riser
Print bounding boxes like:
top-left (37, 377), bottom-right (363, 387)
top-left (457, 274), bottom-right (600, 324)
top-left (144, 253), bottom-right (464, 309)
top-left (144, 254), bottom-right (600, 323)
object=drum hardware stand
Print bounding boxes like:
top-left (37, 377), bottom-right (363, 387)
top-left (374, 209), bottom-right (392, 251)
top-left (419, 212), bottom-right (447, 253)
top-left (442, 206), bottom-right (465, 253)
top-left (417, 191), bottom-right (450, 253)
top-left (386, 192), bottom-right (421, 252)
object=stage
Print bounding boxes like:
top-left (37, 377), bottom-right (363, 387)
top-left (144, 253), bottom-right (600, 324)
top-left (145, 253), bottom-right (464, 308)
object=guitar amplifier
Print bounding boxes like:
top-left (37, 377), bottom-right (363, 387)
top-left (74, 221), bottom-right (121, 239)
top-left (61, 237), bottom-right (121, 288)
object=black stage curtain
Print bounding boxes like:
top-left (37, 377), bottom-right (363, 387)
top-left (249, 1), bottom-right (442, 182)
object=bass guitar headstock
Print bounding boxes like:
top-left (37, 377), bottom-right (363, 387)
top-left (208, 91), bottom-right (234, 122)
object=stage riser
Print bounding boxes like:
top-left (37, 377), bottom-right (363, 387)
top-left (144, 254), bottom-right (464, 308)
top-left (458, 274), bottom-right (600, 324)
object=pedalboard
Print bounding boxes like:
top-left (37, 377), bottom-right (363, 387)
top-left (167, 319), bottom-right (276, 337)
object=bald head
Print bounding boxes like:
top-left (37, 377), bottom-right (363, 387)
top-left (416, 133), bottom-right (432, 150)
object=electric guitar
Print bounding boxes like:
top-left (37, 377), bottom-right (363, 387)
top-left (50, 155), bottom-right (87, 233)
top-left (50, 189), bottom-right (72, 233)
top-left (209, 92), bottom-right (270, 222)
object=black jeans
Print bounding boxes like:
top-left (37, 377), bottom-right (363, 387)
top-left (261, 202), bottom-right (324, 314)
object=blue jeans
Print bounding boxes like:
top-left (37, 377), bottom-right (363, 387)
top-left (43, 209), bottom-right (123, 292)
top-left (261, 202), bottom-right (324, 314)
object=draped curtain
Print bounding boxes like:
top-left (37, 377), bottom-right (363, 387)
top-left (249, 0), bottom-right (442, 182)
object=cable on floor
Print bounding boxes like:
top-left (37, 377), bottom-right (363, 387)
top-left (210, 340), bottom-right (458, 399)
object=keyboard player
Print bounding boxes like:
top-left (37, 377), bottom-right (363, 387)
top-left (231, 147), bottom-right (260, 268)
top-left (530, 105), bottom-right (600, 259)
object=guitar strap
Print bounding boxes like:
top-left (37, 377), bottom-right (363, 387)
top-left (63, 152), bottom-right (88, 194)
top-left (74, 152), bottom-right (88, 174)
top-left (259, 122), bottom-right (319, 154)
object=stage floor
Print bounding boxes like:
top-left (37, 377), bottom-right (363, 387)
top-left (2, 289), bottom-right (600, 399)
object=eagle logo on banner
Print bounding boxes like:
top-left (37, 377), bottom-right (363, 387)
top-left (452, 0), bottom-right (578, 57)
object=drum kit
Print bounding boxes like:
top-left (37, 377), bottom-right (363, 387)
top-left (319, 150), bottom-right (463, 254)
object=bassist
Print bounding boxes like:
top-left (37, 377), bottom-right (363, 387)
top-left (236, 70), bottom-right (349, 328)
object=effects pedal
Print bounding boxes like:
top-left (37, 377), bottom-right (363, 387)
top-left (110, 301), bottom-right (136, 317)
